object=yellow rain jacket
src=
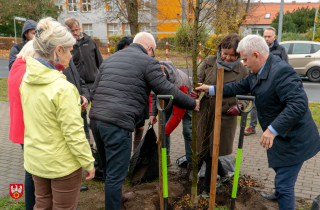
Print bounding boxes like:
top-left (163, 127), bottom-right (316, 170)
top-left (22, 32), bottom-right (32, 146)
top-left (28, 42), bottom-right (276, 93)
top-left (20, 57), bottom-right (94, 179)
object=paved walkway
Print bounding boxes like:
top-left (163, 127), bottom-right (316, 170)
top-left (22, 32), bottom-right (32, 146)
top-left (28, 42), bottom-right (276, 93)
top-left (1, 100), bottom-right (320, 202)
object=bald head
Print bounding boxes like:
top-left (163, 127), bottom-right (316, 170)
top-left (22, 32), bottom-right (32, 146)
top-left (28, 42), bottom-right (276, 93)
top-left (133, 32), bottom-right (156, 57)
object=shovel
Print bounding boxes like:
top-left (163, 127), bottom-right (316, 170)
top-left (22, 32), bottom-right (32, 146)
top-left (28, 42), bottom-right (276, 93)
top-left (231, 95), bottom-right (255, 210)
top-left (156, 95), bottom-right (174, 210)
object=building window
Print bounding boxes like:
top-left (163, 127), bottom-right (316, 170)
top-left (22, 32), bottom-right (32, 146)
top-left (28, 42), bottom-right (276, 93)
top-left (82, 0), bottom-right (91, 12)
top-left (55, 0), bottom-right (63, 10)
top-left (123, 23), bottom-right (131, 35)
top-left (107, 0), bottom-right (116, 11)
top-left (139, 0), bottom-right (150, 10)
top-left (108, 24), bottom-right (120, 36)
top-left (140, 23), bottom-right (150, 33)
top-left (265, 13), bottom-right (271, 19)
top-left (68, 0), bottom-right (77, 12)
top-left (251, 28), bottom-right (263, 36)
top-left (83, 24), bottom-right (93, 36)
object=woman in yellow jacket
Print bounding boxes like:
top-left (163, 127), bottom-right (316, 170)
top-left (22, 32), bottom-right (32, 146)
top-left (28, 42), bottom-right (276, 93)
top-left (20, 17), bottom-right (95, 210)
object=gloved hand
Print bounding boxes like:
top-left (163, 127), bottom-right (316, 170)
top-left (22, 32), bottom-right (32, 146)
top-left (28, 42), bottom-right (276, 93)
top-left (190, 90), bottom-right (201, 99)
top-left (227, 104), bottom-right (243, 116)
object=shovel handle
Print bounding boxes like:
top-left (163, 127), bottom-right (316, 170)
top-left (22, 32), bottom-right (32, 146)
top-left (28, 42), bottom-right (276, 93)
top-left (236, 95), bottom-right (255, 113)
top-left (156, 95), bottom-right (174, 112)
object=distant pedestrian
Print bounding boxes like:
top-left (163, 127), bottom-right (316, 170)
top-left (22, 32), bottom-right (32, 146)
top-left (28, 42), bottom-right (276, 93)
top-left (89, 32), bottom-right (200, 210)
top-left (8, 20), bottom-right (37, 70)
top-left (65, 17), bottom-right (103, 144)
top-left (20, 17), bottom-right (95, 210)
top-left (196, 35), bottom-right (320, 210)
top-left (245, 27), bottom-right (289, 136)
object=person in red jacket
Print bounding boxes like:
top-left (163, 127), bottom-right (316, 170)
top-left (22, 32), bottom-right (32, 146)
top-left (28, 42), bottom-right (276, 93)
top-left (149, 60), bottom-right (193, 177)
top-left (8, 41), bottom-right (36, 210)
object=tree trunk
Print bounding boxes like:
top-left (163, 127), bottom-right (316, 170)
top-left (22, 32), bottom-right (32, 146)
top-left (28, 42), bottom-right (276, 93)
top-left (191, 0), bottom-right (201, 207)
top-left (236, 0), bottom-right (251, 32)
top-left (124, 0), bottom-right (139, 35)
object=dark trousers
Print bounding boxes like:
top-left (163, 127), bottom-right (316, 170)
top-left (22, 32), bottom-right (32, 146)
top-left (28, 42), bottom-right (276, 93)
top-left (204, 151), bottom-right (227, 192)
top-left (21, 144), bottom-right (35, 210)
top-left (90, 120), bottom-right (132, 210)
top-left (273, 162), bottom-right (303, 210)
top-left (81, 110), bottom-right (90, 139)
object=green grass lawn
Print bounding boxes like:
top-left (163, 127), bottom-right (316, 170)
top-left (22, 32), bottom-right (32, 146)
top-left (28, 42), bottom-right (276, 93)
top-left (0, 78), bottom-right (8, 102)
top-left (0, 193), bottom-right (25, 210)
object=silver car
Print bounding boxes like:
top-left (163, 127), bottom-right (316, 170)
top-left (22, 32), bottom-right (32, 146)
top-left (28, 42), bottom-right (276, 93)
top-left (280, 41), bottom-right (320, 82)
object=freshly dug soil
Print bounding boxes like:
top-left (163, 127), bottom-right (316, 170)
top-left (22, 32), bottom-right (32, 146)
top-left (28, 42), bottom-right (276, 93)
top-left (77, 172), bottom-right (312, 210)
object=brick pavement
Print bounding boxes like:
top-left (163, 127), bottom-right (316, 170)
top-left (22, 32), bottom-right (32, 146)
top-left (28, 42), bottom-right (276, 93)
top-left (0, 101), bottom-right (25, 198)
top-left (1, 99), bottom-right (320, 202)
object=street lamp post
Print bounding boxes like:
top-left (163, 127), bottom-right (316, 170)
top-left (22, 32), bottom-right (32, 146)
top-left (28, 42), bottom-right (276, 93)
top-left (278, 0), bottom-right (284, 42)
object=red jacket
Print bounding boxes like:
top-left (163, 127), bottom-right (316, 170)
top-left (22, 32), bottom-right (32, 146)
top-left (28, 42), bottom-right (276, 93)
top-left (8, 58), bottom-right (26, 144)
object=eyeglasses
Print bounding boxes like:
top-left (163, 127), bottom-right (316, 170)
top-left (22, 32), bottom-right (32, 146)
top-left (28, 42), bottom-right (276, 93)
top-left (151, 48), bottom-right (155, 58)
top-left (71, 28), bottom-right (80, 33)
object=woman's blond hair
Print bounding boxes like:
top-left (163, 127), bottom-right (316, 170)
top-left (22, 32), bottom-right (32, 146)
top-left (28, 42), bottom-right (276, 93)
top-left (16, 40), bottom-right (36, 61)
top-left (33, 17), bottom-right (75, 62)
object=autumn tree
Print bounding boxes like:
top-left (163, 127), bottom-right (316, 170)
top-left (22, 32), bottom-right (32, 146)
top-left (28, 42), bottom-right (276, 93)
top-left (0, 0), bottom-right (60, 37)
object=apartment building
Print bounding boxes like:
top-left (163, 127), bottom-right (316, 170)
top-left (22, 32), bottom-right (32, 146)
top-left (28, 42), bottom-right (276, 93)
top-left (54, 0), bottom-right (189, 39)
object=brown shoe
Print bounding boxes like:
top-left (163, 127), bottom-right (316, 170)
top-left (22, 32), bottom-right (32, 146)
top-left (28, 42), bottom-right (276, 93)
top-left (244, 127), bottom-right (256, 136)
top-left (121, 192), bottom-right (134, 203)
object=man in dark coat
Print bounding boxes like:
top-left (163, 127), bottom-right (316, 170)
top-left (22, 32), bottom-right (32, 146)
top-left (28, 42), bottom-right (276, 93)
top-left (196, 35), bottom-right (320, 210)
top-left (89, 32), bottom-right (200, 210)
top-left (264, 27), bottom-right (288, 62)
top-left (65, 17), bottom-right (103, 141)
top-left (9, 20), bottom-right (37, 70)
top-left (65, 17), bottom-right (103, 91)
top-left (245, 26), bottom-right (289, 136)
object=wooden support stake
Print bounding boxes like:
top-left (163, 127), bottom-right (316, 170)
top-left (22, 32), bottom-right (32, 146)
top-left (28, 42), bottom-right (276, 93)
top-left (209, 68), bottom-right (224, 209)
top-left (158, 99), bottom-right (164, 210)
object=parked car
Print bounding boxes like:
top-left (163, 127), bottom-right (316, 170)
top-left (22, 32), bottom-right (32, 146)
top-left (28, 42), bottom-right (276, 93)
top-left (280, 41), bottom-right (320, 82)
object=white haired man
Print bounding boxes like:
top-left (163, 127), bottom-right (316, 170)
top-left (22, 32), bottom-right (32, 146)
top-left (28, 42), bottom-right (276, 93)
top-left (89, 32), bottom-right (200, 210)
top-left (196, 35), bottom-right (320, 210)
top-left (245, 26), bottom-right (289, 136)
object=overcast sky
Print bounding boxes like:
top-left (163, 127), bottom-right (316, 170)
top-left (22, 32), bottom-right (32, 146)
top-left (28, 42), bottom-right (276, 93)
top-left (260, 0), bottom-right (319, 2)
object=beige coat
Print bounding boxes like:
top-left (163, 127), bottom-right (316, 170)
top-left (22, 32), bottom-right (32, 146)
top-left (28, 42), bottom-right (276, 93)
top-left (197, 55), bottom-right (249, 157)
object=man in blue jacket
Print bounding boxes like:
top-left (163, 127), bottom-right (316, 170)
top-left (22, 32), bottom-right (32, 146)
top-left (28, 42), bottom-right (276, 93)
top-left (196, 35), bottom-right (320, 210)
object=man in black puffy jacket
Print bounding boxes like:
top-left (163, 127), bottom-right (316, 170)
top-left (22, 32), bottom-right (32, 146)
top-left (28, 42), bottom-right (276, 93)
top-left (90, 32), bottom-right (200, 210)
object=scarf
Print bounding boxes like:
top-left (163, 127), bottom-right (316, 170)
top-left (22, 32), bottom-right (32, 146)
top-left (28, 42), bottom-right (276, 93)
top-left (216, 51), bottom-right (241, 71)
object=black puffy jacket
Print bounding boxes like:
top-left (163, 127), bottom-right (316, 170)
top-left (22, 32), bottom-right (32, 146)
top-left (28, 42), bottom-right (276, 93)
top-left (89, 43), bottom-right (196, 132)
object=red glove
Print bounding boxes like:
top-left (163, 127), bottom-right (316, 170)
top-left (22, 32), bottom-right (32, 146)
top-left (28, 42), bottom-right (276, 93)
top-left (190, 90), bottom-right (201, 99)
top-left (227, 104), bottom-right (243, 116)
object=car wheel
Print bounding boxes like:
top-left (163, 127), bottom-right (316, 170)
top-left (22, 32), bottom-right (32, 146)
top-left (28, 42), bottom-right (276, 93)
top-left (307, 67), bottom-right (320, 82)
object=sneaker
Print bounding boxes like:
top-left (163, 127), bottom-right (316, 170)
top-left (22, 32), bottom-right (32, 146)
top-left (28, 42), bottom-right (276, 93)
top-left (244, 127), bottom-right (256, 136)
top-left (167, 155), bottom-right (172, 167)
top-left (199, 190), bottom-right (210, 198)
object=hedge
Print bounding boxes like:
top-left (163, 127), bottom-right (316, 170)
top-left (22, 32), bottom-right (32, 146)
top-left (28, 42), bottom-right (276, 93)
top-left (0, 37), bottom-right (22, 50)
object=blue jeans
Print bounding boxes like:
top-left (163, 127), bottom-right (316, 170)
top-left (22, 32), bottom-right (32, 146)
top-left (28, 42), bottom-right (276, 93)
top-left (21, 144), bottom-right (35, 210)
top-left (90, 120), bottom-right (132, 210)
top-left (273, 162), bottom-right (304, 210)
top-left (165, 110), bottom-right (192, 164)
